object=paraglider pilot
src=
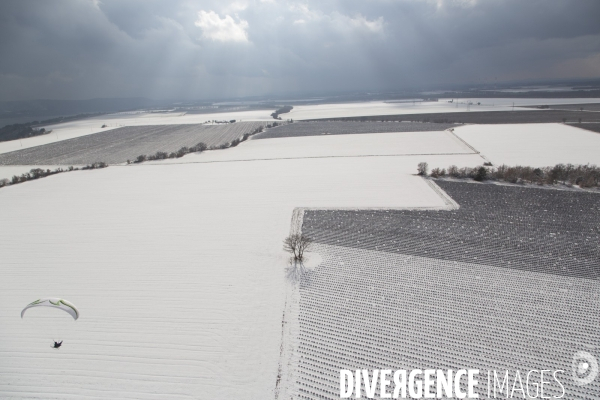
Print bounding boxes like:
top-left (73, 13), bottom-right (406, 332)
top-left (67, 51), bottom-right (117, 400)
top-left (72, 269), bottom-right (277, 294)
top-left (20, 298), bottom-right (79, 349)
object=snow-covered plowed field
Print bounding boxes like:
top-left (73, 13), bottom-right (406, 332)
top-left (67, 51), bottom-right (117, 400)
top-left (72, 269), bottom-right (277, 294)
top-left (294, 181), bottom-right (600, 398)
top-left (304, 180), bottom-right (600, 280)
top-left (0, 109), bottom-right (277, 154)
top-left (0, 122), bottom-right (266, 166)
top-left (292, 244), bottom-right (600, 399)
top-left (253, 121), bottom-right (459, 139)
top-left (453, 123), bottom-right (600, 167)
top-left (335, 109), bottom-right (600, 125)
top-left (0, 136), bottom-right (480, 398)
top-left (574, 122), bottom-right (600, 134)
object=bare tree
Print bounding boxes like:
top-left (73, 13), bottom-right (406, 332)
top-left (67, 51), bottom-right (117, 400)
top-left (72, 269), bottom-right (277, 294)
top-left (417, 162), bottom-right (429, 176)
top-left (283, 234), bottom-right (312, 262)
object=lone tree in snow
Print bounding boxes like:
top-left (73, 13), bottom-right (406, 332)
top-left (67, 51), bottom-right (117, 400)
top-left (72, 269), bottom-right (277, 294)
top-left (284, 234), bottom-right (312, 262)
top-left (473, 166), bottom-right (488, 181)
top-left (417, 162), bottom-right (429, 176)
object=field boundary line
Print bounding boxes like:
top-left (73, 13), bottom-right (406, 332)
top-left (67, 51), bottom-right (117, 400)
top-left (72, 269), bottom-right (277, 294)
top-left (424, 178), bottom-right (460, 210)
top-left (121, 152), bottom-right (479, 168)
top-left (567, 122), bottom-right (600, 136)
top-left (446, 128), bottom-right (496, 164)
top-left (276, 207), bottom-right (306, 400)
top-left (446, 128), bottom-right (480, 154)
top-left (433, 177), bottom-right (600, 194)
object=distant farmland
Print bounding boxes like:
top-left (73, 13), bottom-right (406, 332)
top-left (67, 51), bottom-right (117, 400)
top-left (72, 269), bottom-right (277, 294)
top-left (570, 122), bottom-right (600, 134)
top-left (0, 122), bottom-right (266, 165)
top-left (522, 102), bottom-right (600, 112)
top-left (253, 121), bottom-right (458, 139)
top-left (315, 109), bottom-right (600, 125)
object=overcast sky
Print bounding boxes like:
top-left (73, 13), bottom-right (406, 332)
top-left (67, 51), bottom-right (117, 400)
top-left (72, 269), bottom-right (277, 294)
top-left (0, 0), bottom-right (599, 101)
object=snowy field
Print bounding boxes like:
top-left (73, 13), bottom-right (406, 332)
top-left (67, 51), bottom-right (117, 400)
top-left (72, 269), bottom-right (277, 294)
top-left (2, 109), bottom-right (600, 398)
top-left (284, 98), bottom-right (600, 120)
top-left (3, 97), bottom-right (599, 156)
top-left (292, 244), bottom-right (600, 399)
top-left (253, 121), bottom-right (459, 139)
top-left (293, 181), bottom-right (600, 399)
top-left (0, 132), bottom-right (484, 399)
top-left (454, 123), bottom-right (600, 167)
top-left (0, 109), bottom-right (276, 154)
top-left (148, 130), bottom-right (479, 165)
top-left (0, 128), bottom-right (485, 181)
top-left (0, 122), bottom-right (266, 167)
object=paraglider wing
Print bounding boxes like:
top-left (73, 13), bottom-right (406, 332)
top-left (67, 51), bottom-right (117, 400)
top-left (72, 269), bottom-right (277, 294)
top-left (21, 298), bottom-right (79, 320)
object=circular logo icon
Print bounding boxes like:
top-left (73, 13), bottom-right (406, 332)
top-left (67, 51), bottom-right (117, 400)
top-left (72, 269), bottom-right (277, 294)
top-left (572, 351), bottom-right (598, 386)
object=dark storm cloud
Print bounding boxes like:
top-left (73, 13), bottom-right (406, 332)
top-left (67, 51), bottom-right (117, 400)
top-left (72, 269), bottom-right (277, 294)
top-left (0, 0), bottom-right (599, 100)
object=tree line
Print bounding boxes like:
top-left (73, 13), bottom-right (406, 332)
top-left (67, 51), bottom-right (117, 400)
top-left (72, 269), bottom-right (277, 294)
top-left (418, 162), bottom-right (600, 188)
top-left (130, 125), bottom-right (265, 164)
top-left (0, 163), bottom-right (108, 189)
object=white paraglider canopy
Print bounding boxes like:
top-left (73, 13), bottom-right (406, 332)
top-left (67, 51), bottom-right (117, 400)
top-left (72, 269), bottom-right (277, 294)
top-left (21, 298), bottom-right (79, 320)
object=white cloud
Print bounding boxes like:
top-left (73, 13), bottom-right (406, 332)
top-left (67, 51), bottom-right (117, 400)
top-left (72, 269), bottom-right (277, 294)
top-left (194, 10), bottom-right (249, 43)
top-left (289, 4), bottom-right (321, 21)
top-left (347, 15), bottom-right (384, 34)
top-left (224, 1), bottom-right (248, 13)
top-left (435, 0), bottom-right (478, 9)
top-left (330, 13), bottom-right (385, 35)
top-left (286, 5), bottom-right (384, 35)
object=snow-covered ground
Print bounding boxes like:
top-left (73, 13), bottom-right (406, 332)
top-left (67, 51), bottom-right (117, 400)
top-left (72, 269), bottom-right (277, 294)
top-left (284, 98), bottom-right (600, 120)
top-left (3, 120), bottom-right (599, 181)
top-left (0, 130), bottom-right (481, 180)
top-left (4, 97), bottom-right (599, 155)
top-left (454, 123), bottom-right (600, 167)
top-left (2, 114), bottom-right (599, 398)
top-left (0, 132), bottom-right (484, 399)
top-left (148, 130), bottom-right (479, 165)
top-left (0, 109), bottom-right (276, 154)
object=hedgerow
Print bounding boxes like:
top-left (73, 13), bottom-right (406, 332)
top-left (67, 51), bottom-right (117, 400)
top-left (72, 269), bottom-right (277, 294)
top-left (130, 125), bottom-right (266, 163)
top-left (425, 163), bottom-right (600, 188)
top-left (0, 162), bottom-right (108, 190)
